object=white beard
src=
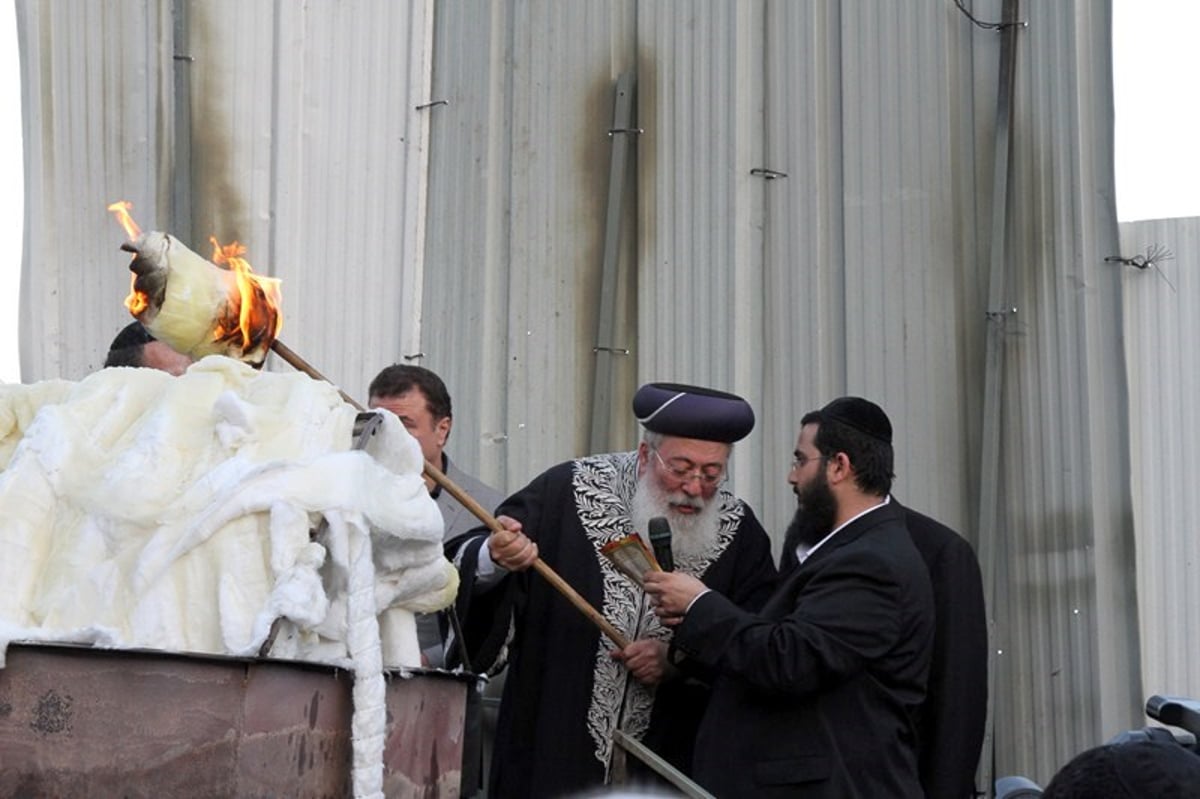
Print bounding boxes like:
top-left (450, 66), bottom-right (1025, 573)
top-left (629, 472), bottom-right (722, 564)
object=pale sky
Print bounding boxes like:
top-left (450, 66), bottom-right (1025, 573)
top-left (0, 1), bottom-right (1196, 384)
top-left (1112, 0), bottom-right (1200, 222)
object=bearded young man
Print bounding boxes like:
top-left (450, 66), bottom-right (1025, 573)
top-left (781, 480), bottom-right (988, 799)
top-left (645, 396), bottom-right (935, 798)
top-left (457, 383), bottom-right (777, 799)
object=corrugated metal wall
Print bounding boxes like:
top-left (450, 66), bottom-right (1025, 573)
top-left (17, 0), bottom-right (435, 404)
top-left (1121, 216), bottom-right (1200, 702)
top-left (424, 0), bottom-right (642, 491)
top-left (17, 0), bottom-right (1183, 790)
top-left (17, 0), bottom-right (172, 378)
top-left (424, 0), bottom-right (986, 522)
top-left (991, 2), bottom-right (1140, 781)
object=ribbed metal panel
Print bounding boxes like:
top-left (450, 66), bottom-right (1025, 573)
top-left (424, 0), bottom-right (641, 493)
top-left (0, 9), bottom-right (20, 385)
top-left (17, 0), bottom-right (171, 380)
top-left (266, 0), bottom-right (435, 402)
top-left (422, 1), bottom-right (514, 490)
top-left (1120, 217), bottom-right (1200, 701)
top-left (17, 0), bottom-right (434, 404)
top-left (836, 0), bottom-right (979, 532)
top-left (990, 0), bottom-right (1139, 784)
top-left (758, 0), bottom-right (846, 538)
top-left (637, 0), bottom-right (765, 378)
top-left (635, 0), bottom-right (773, 518)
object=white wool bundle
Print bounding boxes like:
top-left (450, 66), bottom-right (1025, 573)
top-left (0, 357), bottom-right (458, 798)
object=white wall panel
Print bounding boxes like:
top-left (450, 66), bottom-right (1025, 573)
top-left (636, 1), bottom-right (765, 387)
top-left (1121, 216), bottom-right (1200, 704)
top-left (423, 0), bottom-right (519, 492)
top-left (837, 0), bottom-right (978, 531)
top-left (424, 0), bottom-right (640, 494)
top-left (17, 0), bottom-right (171, 380)
top-left (989, 0), bottom-right (1139, 783)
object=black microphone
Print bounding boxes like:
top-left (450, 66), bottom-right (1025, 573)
top-left (648, 516), bottom-right (673, 572)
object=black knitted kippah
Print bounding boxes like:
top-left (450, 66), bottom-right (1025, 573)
top-left (818, 396), bottom-right (892, 444)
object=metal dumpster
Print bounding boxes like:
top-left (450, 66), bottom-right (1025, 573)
top-left (0, 643), bottom-right (477, 798)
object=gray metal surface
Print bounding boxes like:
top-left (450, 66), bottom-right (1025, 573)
top-left (589, 71), bottom-right (637, 454)
top-left (977, 3), bottom-right (1022, 792)
top-left (1120, 216), bottom-right (1200, 705)
top-left (988, 1), bottom-right (1140, 783)
top-left (0, 643), bottom-right (470, 798)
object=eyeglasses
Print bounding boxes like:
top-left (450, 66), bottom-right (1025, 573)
top-left (652, 449), bottom-right (727, 486)
top-left (790, 452), bottom-right (829, 471)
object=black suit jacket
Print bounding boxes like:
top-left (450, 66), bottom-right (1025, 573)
top-left (783, 501), bottom-right (988, 799)
top-left (902, 505), bottom-right (988, 799)
top-left (673, 501), bottom-right (934, 798)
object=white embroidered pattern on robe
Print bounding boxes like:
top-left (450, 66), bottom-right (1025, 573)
top-left (573, 451), bottom-right (744, 773)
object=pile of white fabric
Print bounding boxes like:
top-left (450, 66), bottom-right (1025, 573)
top-left (0, 356), bottom-right (457, 799)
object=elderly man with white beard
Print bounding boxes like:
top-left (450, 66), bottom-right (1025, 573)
top-left (450, 383), bottom-right (778, 799)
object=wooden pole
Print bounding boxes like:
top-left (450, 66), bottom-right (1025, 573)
top-left (422, 456), bottom-right (630, 647)
top-left (270, 339), bottom-right (365, 410)
top-left (268, 339), bottom-right (631, 649)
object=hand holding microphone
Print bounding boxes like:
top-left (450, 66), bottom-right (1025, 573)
top-left (648, 516), bottom-right (674, 572)
top-left (642, 517), bottom-right (709, 625)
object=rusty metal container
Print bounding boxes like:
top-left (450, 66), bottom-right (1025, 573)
top-left (0, 643), bottom-right (476, 798)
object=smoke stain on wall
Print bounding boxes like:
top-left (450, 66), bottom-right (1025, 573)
top-left (185, 2), bottom-right (249, 246)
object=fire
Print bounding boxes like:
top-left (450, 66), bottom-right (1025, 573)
top-left (107, 200), bottom-right (142, 240)
top-left (106, 199), bottom-right (284, 364)
top-left (108, 201), bottom-right (149, 315)
top-left (209, 237), bottom-right (284, 351)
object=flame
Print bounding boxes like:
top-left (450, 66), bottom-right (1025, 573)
top-left (108, 201), bottom-right (149, 315)
top-left (107, 200), bottom-right (142, 240)
top-left (210, 236), bottom-right (284, 350)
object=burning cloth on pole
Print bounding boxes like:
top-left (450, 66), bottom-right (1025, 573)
top-left (108, 200), bottom-right (283, 366)
top-left (0, 358), bottom-right (458, 797)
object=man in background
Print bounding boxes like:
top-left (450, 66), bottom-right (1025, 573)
top-left (370, 364), bottom-right (506, 797)
top-left (104, 321), bottom-right (192, 375)
top-left (368, 363), bottom-right (505, 666)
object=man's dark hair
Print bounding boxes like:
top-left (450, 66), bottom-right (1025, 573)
top-left (801, 409), bottom-right (895, 496)
top-left (104, 322), bottom-right (155, 368)
top-left (368, 364), bottom-right (453, 420)
top-left (1042, 739), bottom-right (1200, 798)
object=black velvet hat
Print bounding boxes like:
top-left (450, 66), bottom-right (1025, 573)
top-left (632, 382), bottom-right (755, 443)
top-left (818, 396), bottom-right (892, 444)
